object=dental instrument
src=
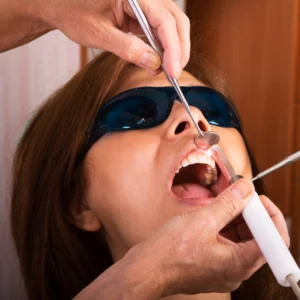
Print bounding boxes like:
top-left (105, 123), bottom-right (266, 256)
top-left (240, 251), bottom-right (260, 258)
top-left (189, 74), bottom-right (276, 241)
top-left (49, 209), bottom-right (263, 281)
top-left (128, 0), bottom-right (220, 148)
top-left (207, 144), bottom-right (300, 298)
top-left (251, 150), bottom-right (300, 182)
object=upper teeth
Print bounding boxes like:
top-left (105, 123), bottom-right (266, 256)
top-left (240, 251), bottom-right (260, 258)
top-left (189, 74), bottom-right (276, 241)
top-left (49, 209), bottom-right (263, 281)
top-left (176, 151), bottom-right (216, 174)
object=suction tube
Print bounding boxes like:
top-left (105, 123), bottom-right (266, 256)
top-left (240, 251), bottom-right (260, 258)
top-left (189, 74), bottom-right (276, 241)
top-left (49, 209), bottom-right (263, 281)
top-left (204, 143), bottom-right (300, 295)
top-left (242, 191), bottom-right (300, 287)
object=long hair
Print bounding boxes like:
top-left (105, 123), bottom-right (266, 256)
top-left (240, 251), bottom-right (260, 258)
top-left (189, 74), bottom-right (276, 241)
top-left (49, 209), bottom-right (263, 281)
top-left (11, 47), bottom-right (294, 299)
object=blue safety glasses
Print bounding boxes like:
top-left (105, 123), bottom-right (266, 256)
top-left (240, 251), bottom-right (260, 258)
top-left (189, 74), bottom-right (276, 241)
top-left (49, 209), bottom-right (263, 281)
top-left (84, 86), bottom-right (240, 154)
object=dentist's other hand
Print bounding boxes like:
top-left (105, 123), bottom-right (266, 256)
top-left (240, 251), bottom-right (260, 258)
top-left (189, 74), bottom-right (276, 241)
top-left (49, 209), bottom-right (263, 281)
top-left (134, 179), bottom-right (268, 296)
top-left (73, 179), bottom-right (289, 299)
top-left (1, 0), bottom-right (190, 78)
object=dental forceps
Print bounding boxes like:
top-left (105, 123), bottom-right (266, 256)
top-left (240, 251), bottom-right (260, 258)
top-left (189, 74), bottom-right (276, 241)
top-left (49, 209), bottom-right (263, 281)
top-left (128, 0), bottom-right (220, 148)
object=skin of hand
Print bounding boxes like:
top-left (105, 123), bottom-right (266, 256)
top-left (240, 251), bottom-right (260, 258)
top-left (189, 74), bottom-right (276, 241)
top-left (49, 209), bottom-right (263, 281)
top-left (1, 0), bottom-right (190, 78)
top-left (73, 179), bottom-right (290, 299)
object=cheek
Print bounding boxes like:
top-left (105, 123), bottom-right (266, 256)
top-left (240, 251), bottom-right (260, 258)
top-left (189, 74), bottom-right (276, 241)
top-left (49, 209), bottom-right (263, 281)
top-left (83, 132), bottom-right (160, 231)
top-left (212, 127), bottom-right (252, 179)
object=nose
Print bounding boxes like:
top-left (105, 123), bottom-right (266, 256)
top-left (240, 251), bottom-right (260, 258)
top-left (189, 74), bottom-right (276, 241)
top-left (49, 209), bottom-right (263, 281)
top-left (164, 101), bottom-right (212, 141)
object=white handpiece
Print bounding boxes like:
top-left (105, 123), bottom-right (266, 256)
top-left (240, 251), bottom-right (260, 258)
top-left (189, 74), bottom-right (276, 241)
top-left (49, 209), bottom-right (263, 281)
top-left (242, 192), bottom-right (300, 286)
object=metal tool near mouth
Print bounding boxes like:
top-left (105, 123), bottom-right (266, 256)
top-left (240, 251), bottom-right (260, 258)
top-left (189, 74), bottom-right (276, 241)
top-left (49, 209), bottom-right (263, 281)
top-left (251, 151), bottom-right (300, 182)
top-left (128, 0), bottom-right (221, 149)
top-left (169, 79), bottom-right (220, 148)
top-left (227, 150), bottom-right (300, 185)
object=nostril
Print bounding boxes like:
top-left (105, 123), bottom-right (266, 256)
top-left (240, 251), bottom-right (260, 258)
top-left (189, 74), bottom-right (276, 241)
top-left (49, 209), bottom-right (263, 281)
top-left (175, 121), bottom-right (190, 134)
top-left (198, 120), bottom-right (207, 131)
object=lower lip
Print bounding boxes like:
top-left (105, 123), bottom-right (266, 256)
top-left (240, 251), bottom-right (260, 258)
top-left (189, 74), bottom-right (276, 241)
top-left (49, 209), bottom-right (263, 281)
top-left (176, 196), bottom-right (216, 206)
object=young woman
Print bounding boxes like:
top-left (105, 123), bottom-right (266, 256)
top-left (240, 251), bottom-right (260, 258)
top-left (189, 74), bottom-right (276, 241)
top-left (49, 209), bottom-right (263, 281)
top-left (10, 49), bottom-right (294, 299)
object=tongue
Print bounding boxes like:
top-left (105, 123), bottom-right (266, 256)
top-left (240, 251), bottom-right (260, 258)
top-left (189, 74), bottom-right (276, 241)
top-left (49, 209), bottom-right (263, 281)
top-left (172, 183), bottom-right (214, 199)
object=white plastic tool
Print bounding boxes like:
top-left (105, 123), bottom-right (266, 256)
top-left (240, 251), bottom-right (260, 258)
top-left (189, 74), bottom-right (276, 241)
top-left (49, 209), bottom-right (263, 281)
top-left (208, 145), bottom-right (300, 298)
top-left (243, 191), bottom-right (300, 286)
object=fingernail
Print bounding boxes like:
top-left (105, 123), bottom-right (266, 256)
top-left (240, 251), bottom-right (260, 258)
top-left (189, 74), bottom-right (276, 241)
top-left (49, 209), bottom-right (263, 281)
top-left (140, 51), bottom-right (161, 71)
top-left (231, 180), bottom-right (252, 199)
top-left (147, 69), bottom-right (160, 76)
top-left (172, 67), bottom-right (181, 79)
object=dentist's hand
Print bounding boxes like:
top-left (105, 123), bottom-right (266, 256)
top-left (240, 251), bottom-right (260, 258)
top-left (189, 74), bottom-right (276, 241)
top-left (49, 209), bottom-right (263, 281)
top-left (44, 0), bottom-right (190, 77)
top-left (147, 179), bottom-right (289, 296)
top-left (74, 179), bottom-right (290, 299)
top-left (1, 0), bottom-right (190, 78)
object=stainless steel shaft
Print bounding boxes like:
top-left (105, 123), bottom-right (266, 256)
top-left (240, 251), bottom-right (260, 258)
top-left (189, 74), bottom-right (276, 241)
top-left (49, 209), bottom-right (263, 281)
top-left (252, 151), bottom-right (300, 182)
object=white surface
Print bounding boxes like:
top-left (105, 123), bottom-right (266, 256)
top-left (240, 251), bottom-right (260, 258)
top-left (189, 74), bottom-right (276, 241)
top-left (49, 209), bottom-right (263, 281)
top-left (0, 30), bottom-right (80, 299)
top-left (243, 192), bottom-right (300, 286)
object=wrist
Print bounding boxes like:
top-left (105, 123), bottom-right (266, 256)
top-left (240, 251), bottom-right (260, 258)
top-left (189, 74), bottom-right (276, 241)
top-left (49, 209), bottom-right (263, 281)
top-left (73, 242), bottom-right (166, 300)
top-left (122, 243), bottom-right (166, 299)
top-left (19, 0), bottom-right (54, 33)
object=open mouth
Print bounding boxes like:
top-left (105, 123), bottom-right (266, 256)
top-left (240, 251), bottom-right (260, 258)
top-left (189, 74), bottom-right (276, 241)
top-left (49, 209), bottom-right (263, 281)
top-left (171, 150), bottom-right (230, 204)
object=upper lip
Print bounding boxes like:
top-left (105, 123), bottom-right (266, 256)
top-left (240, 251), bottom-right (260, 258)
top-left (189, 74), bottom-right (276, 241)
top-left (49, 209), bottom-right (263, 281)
top-left (167, 139), bottom-right (213, 192)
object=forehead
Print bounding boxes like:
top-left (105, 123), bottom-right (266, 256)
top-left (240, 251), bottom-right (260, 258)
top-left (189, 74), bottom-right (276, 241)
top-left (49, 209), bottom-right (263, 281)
top-left (116, 68), bottom-right (204, 95)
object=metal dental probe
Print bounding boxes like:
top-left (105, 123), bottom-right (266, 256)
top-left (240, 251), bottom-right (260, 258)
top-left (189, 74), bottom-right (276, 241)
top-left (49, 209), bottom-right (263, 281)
top-left (128, 0), bottom-right (220, 147)
top-left (251, 150), bottom-right (300, 182)
top-left (207, 144), bottom-right (300, 298)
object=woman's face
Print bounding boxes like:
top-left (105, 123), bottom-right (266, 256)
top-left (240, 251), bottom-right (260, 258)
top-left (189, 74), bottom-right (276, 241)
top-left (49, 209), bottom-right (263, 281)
top-left (84, 69), bottom-right (252, 261)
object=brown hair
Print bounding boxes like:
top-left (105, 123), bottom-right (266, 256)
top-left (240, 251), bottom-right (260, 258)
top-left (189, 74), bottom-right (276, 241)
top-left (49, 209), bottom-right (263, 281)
top-left (11, 48), bottom-right (295, 299)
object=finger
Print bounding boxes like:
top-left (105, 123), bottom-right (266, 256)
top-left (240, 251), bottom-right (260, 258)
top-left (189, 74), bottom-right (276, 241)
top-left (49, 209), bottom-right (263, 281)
top-left (166, 1), bottom-right (191, 68)
top-left (226, 240), bottom-right (265, 281)
top-left (148, 67), bottom-right (163, 76)
top-left (259, 195), bottom-right (290, 246)
top-left (103, 25), bottom-right (162, 72)
top-left (259, 195), bottom-right (284, 219)
top-left (210, 179), bottom-right (254, 231)
top-left (219, 239), bottom-right (265, 282)
top-left (236, 239), bottom-right (266, 270)
top-left (128, 19), bottom-right (144, 35)
top-left (138, 0), bottom-right (182, 78)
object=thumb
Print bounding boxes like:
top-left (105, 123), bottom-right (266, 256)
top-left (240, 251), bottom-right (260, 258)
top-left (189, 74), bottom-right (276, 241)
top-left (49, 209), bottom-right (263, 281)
top-left (211, 179), bottom-right (254, 231)
top-left (104, 26), bottom-right (161, 71)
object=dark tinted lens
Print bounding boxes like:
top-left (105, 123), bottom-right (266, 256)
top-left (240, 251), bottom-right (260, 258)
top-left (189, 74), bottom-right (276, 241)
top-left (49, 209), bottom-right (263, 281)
top-left (184, 87), bottom-right (240, 129)
top-left (98, 89), bottom-right (170, 130)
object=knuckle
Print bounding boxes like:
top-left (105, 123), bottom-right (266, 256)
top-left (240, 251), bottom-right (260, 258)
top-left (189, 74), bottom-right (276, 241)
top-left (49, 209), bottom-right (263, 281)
top-left (119, 38), bottom-right (141, 62)
top-left (220, 195), bottom-right (239, 219)
top-left (89, 16), bottom-right (106, 35)
top-left (169, 14), bottom-right (177, 26)
top-left (120, 43), bottom-right (134, 60)
top-left (181, 51), bottom-right (190, 68)
top-left (181, 14), bottom-right (190, 29)
top-left (162, 10), bottom-right (176, 26)
top-left (85, 17), bottom-right (108, 47)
